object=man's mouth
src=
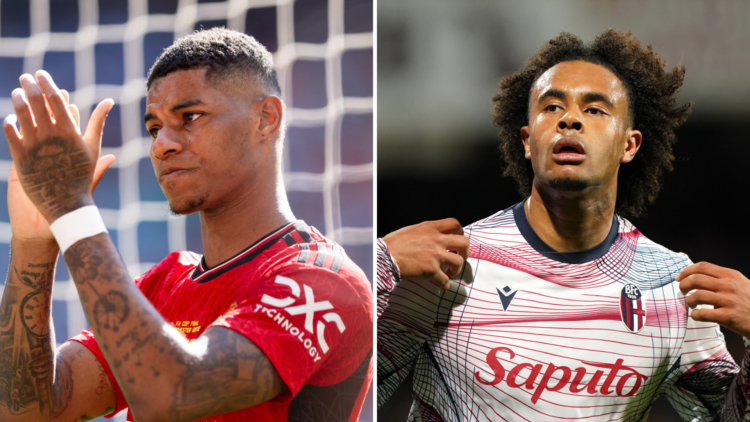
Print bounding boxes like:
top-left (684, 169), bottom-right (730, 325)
top-left (160, 169), bottom-right (191, 183)
top-left (552, 138), bottom-right (586, 164)
top-left (553, 144), bottom-right (584, 154)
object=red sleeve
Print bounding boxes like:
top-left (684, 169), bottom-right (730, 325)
top-left (210, 265), bottom-right (373, 397)
top-left (67, 329), bottom-right (128, 419)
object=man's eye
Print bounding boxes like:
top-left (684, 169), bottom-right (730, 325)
top-left (149, 128), bottom-right (160, 138)
top-left (587, 108), bottom-right (604, 115)
top-left (185, 113), bottom-right (202, 123)
top-left (545, 105), bottom-right (561, 112)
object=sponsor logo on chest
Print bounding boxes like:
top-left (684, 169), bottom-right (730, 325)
top-left (254, 275), bottom-right (347, 362)
top-left (475, 346), bottom-right (648, 404)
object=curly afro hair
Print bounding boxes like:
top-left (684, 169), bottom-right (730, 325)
top-left (146, 27), bottom-right (280, 96)
top-left (493, 29), bottom-right (692, 218)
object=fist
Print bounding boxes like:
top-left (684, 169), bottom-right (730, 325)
top-left (678, 261), bottom-right (750, 338)
top-left (382, 218), bottom-right (470, 289)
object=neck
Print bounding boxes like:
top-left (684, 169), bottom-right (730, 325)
top-left (525, 180), bottom-right (617, 252)
top-left (199, 166), bottom-right (294, 268)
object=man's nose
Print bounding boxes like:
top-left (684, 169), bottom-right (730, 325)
top-left (558, 116), bottom-right (583, 132)
top-left (151, 127), bottom-right (183, 159)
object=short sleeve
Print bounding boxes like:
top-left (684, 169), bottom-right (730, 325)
top-left (210, 265), bottom-right (372, 397)
top-left (67, 329), bottom-right (128, 419)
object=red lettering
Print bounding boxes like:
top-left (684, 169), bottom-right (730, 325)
top-left (475, 347), bottom-right (648, 401)
top-left (601, 359), bottom-right (625, 395)
top-left (507, 363), bottom-right (542, 388)
top-left (531, 364), bottom-right (571, 404)
top-left (569, 367), bottom-right (587, 393)
top-left (586, 370), bottom-right (604, 394)
top-left (616, 370), bottom-right (648, 397)
top-left (475, 347), bottom-right (513, 386)
top-left (568, 367), bottom-right (606, 394)
top-left (584, 359), bottom-right (628, 395)
top-left (524, 364), bottom-right (543, 389)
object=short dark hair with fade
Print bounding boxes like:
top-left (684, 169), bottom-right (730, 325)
top-left (146, 27), bottom-right (281, 96)
top-left (493, 29), bottom-right (693, 218)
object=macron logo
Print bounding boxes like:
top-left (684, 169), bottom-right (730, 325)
top-left (259, 275), bottom-right (346, 355)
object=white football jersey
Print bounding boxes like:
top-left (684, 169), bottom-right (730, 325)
top-left (377, 201), bottom-right (750, 421)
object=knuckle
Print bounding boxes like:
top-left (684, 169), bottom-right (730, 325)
top-left (725, 312), bottom-right (737, 326)
top-left (424, 263), bottom-right (439, 277)
top-left (26, 90), bottom-right (43, 101)
top-left (47, 91), bottom-right (63, 102)
top-left (723, 280), bottom-right (737, 294)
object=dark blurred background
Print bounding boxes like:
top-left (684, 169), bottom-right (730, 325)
top-left (0, 0), bottom-right (373, 420)
top-left (377, 1), bottom-right (750, 420)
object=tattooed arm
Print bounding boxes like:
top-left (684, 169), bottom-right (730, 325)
top-left (0, 243), bottom-right (117, 422)
top-left (64, 235), bottom-right (286, 421)
top-left (6, 71), bottom-right (286, 421)
top-left (0, 74), bottom-right (120, 421)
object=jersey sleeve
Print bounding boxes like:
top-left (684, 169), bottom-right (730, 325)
top-left (377, 238), bottom-right (437, 406)
top-left (666, 302), bottom-right (750, 421)
top-left (67, 329), bottom-right (128, 419)
top-left (210, 263), bottom-right (372, 398)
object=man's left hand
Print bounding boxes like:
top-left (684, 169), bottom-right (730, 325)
top-left (678, 261), bottom-right (750, 338)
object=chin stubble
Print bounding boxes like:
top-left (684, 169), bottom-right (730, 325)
top-left (168, 193), bottom-right (208, 216)
top-left (548, 178), bottom-right (589, 192)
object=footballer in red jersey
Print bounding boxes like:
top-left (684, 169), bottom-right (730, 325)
top-left (72, 222), bottom-right (372, 421)
top-left (0, 27), bottom-right (372, 422)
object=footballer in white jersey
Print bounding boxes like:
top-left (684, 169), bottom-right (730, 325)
top-left (377, 202), bottom-right (750, 421)
top-left (377, 29), bottom-right (750, 421)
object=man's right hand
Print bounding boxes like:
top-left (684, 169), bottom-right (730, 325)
top-left (5, 88), bottom-right (115, 244)
top-left (382, 218), bottom-right (470, 289)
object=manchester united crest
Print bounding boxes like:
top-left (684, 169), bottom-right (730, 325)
top-left (620, 283), bottom-right (646, 333)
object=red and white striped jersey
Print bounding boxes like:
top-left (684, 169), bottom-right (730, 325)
top-left (377, 201), bottom-right (750, 421)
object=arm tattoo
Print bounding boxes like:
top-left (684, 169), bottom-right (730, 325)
top-left (65, 240), bottom-right (132, 334)
top-left (168, 328), bottom-right (283, 420)
top-left (63, 234), bottom-right (284, 420)
top-left (0, 252), bottom-right (72, 417)
top-left (14, 136), bottom-right (91, 220)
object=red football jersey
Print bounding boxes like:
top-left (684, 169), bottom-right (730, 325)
top-left (69, 221), bottom-right (373, 421)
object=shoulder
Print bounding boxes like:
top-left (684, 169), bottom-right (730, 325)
top-left (616, 215), bottom-right (691, 265)
top-left (615, 215), bottom-right (691, 290)
top-left (135, 250), bottom-right (200, 292)
top-left (464, 202), bottom-right (519, 232)
top-left (263, 225), bottom-right (369, 280)
top-left (254, 224), bottom-right (373, 314)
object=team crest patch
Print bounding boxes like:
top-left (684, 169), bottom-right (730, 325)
top-left (620, 283), bottom-right (646, 333)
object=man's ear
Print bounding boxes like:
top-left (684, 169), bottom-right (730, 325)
top-left (521, 126), bottom-right (531, 159)
top-left (620, 129), bottom-right (642, 164)
top-left (257, 96), bottom-right (283, 142)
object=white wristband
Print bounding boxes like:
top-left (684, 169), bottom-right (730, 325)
top-left (49, 206), bottom-right (108, 253)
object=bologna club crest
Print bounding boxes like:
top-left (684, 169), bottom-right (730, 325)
top-left (620, 283), bottom-right (646, 333)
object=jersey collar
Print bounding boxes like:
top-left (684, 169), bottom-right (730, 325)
top-left (191, 221), bottom-right (302, 283)
top-left (513, 201), bottom-right (619, 264)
